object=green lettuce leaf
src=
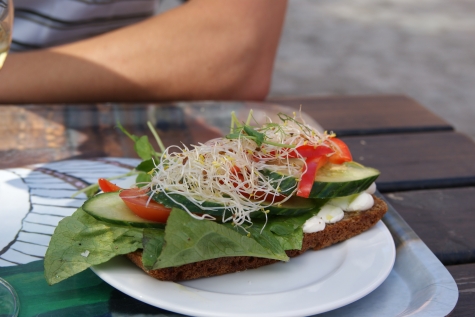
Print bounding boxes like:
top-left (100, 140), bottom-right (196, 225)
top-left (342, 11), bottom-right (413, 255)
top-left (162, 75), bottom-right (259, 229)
top-left (225, 222), bottom-right (286, 257)
top-left (44, 208), bottom-right (143, 285)
top-left (273, 232), bottom-right (303, 251)
top-left (142, 228), bottom-right (165, 269)
top-left (153, 209), bottom-right (289, 269)
top-left (268, 217), bottom-right (305, 236)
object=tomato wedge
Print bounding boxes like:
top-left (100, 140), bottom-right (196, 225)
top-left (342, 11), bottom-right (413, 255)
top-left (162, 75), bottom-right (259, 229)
top-left (296, 156), bottom-right (328, 198)
top-left (98, 178), bottom-right (122, 192)
top-left (326, 138), bottom-right (352, 164)
top-left (119, 188), bottom-right (171, 223)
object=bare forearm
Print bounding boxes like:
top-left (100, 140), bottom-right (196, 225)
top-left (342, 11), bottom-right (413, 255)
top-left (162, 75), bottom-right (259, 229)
top-left (0, 0), bottom-right (287, 103)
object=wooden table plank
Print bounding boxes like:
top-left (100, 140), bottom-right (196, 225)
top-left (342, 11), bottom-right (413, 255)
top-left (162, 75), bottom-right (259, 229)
top-left (269, 95), bottom-right (453, 136)
top-left (341, 131), bottom-right (475, 192)
top-left (384, 187), bottom-right (475, 265)
top-left (446, 263), bottom-right (475, 317)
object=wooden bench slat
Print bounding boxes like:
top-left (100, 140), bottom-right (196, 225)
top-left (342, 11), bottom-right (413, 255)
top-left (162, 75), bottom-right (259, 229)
top-left (384, 187), bottom-right (475, 265)
top-left (269, 95), bottom-right (453, 136)
top-left (446, 263), bottom-right (475, 317)
top-left (341, 131), bottom-right (475, 192)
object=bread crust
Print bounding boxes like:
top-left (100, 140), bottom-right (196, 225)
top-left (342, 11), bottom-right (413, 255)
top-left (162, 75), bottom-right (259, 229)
top-left (126, 196), bottom-right (388, 281)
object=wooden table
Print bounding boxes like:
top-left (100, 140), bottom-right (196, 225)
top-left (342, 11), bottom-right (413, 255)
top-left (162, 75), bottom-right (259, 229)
top-left (0, 96), bottom-right (473, 316)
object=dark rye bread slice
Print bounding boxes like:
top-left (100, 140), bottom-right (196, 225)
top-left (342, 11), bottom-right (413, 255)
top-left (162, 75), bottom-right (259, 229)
top-left (126, 196), bottom-right (388, 281)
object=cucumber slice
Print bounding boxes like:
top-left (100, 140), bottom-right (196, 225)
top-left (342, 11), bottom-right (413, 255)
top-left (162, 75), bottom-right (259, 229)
top-left (254, 196), bottom-right (328, 218)
top-left (310, 162), bottom-right (379, 198)
top-left (83, 192), bottom-right (165, 229)
top-left (151, 191), bottom-right (323, 218)
top-left (263, 162), bottom-right (380, 199)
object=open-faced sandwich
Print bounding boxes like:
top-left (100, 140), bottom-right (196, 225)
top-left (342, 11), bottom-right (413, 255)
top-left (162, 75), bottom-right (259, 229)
top-left (44, 112), bottom-right (387, 285)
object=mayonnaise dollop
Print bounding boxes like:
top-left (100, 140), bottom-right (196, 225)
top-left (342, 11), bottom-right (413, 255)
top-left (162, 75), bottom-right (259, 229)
top-left (365, 182), bottom-right (376, 195)
top-left (330, 192), bottom-right (374, 212)
top-left (318, 205), bottom-right (344, 223)
top-left (302, 183), bottom-right (376, 233)
top-left (302, 216), bottom-right (326, 233)
top-left (302, 205), bottom-right (344, 233)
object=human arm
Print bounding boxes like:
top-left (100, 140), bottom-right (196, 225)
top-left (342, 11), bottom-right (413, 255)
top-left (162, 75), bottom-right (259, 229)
top-left (0, 0), bottom-right (287, 103)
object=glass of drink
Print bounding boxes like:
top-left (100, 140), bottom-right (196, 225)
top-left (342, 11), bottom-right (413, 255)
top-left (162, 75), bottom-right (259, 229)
top-left (0, 0), bottom-right (13, 69)
top-left (0, 2), bottom-right (18, 316)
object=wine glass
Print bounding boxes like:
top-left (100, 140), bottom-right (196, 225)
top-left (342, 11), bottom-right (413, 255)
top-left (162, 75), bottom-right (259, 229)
top-left (0, 0), bottom-right (18, 316)
top-left (0, 0), bottom-right (13, 69)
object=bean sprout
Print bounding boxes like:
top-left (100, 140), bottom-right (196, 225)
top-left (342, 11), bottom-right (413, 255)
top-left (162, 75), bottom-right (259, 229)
top-left (145, 115), bottom-right (330, 227)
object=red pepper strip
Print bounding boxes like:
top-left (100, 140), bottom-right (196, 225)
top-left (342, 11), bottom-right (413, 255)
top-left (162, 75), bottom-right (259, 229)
top-left (297, 156), bottom-right (328, 198)
top-left (98, 178), bottom-right (122, 192)
top-left (253, 145), bottom-right (334, 161)
top-left (294, 146), bottom-right (334, 198)
top-left (327, 138), bottom-right (352, 164)
top-left (288, 144), bottom-right (334, 159)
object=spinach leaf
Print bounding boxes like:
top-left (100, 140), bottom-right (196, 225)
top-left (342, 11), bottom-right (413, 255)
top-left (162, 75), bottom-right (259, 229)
top-left (153, 209), bottom-right (289, 269)
top-left (136, 159), bottom-right (156, 173)
top-left (226, 222), bottom-right (286, 257)
top-left (268, 215), bottom-right (310, 236)
top-left (44, 208), bottom-right (143, 285)
top-left (273, 230), bottom-right (303, 251)
top-left (135, 172), bottom-right (152, 187)
top-left (264, 210), bottom-right (321, 250)
top-left (142, 229), bottom-right (165, 269)
top-left (134, 135), bottom-right (155, 161)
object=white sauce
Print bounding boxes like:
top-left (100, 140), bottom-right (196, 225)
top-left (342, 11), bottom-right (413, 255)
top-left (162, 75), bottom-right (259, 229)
top-left (346, 193), bottom-right (374, 212)
top-left (318, 205), bottom-right (344, 223)
top-left (330, 192), bottom-right (374, 212)
top-left (302, 216), bottom-right (326, 233)
top-left (302, 183), bottom-right (376, 233)
top-left (365, 182), bottom-right (376, 195)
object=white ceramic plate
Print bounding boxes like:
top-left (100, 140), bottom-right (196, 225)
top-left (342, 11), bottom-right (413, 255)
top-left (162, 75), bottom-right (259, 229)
top-left (92, 221), bottom-right (395, 317)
